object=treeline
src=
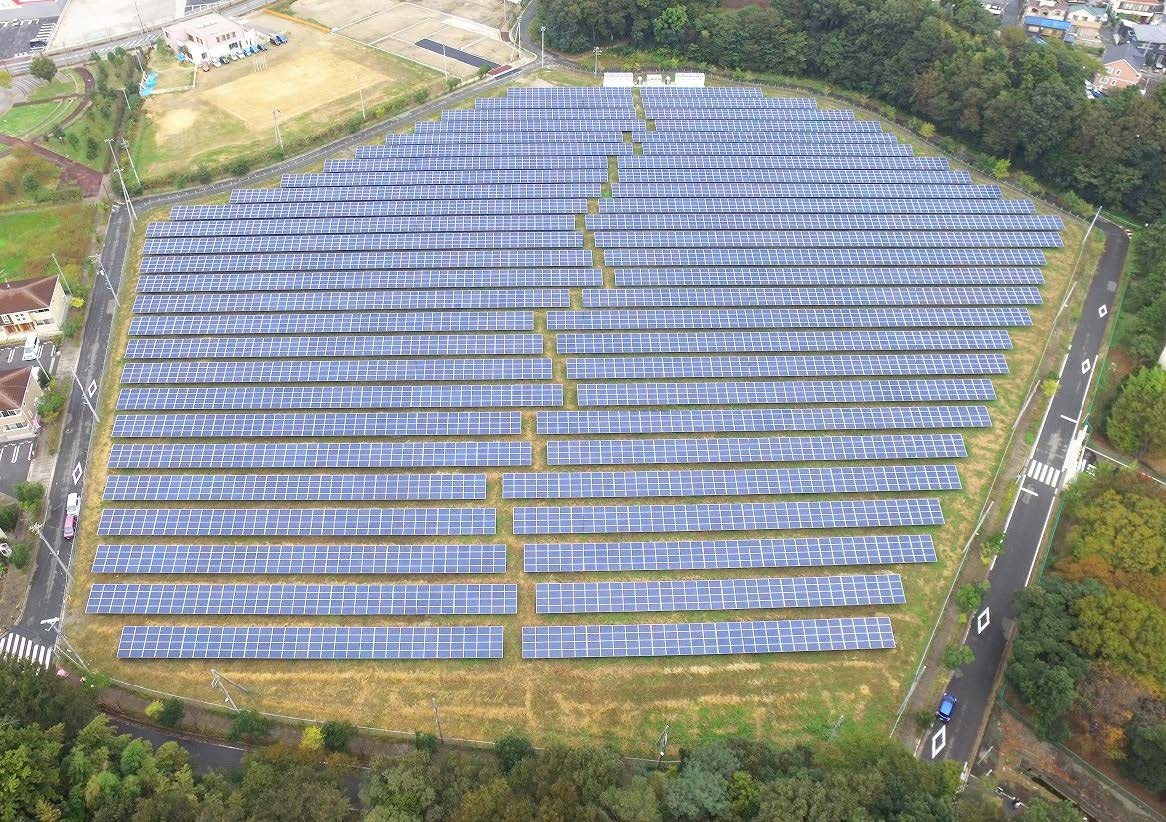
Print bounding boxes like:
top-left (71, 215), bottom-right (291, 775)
top-left (539, 0), bottom-right (1166, 223)
top-left (0, 658), bottom-right (1087, 821)
top-left (1007, 469), bottom-right (1166, 792)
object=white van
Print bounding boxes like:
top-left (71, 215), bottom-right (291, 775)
top-left (21, 336), bottom-right (40, 362)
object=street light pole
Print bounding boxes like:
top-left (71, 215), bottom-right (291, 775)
top-left (98, 267), bottom-right (122, 309)
top-left (442, 42), bottom-right (448, 80)
top-left (121, 138), bottom-right (141, 187)
top-left (272, 109), bottom-right (283, 150)
top-left (29, 523), bottom-right (72, 585)
top-left (49, 253), bottom-right (73, 298)
top-left (72, 370), bottom-right (99, 423)
top-left (105, 138), bottom-right (137, 224)
top-left (593, 46), bottom-right (601, 77)
top-left (540, 26), bottom-right (546, 68)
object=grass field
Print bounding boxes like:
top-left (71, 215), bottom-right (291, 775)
top-left (130, 14), bottom-right (441, 183)
top-left (0, 204), bottom-right (97, 279)
top-left (26, 70), bottom-right (84, 102)
top-left (0, 99), bottom-right (78, 140)
top-left (63, 79), bottom-right (1104, 753)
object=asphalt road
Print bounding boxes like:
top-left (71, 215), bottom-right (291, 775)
top-left (0, 17), bottom-right (56, 62)
top-left (929, 218), bottom-right (1128, 767)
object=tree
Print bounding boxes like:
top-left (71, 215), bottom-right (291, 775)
top-left (320, 720), bottom-right (356, 753)
top-left (37, 386), bottom-right (66, 420)
top-left (653, 5), bottom-right (689, 48)
top-left (237, 745), bottom-right (349, 822)
top-left (1120, 715), bottom-right (1166, 791)
top-left (157, 697), bottom-right (184, 728)
top-left (1018, 798), bottom-right (1088, 821)
top-left (1107, 367), bottom-right (1166, 456)
top-left (362, 751), bottom-right (438, 819)
top-left (299, 725), bottom-right (324, 752)
top-left (981, 531), bottom-right (1006, 563)
top-left (1072, 587), bottom-right (1166, 685)
top-left (992, 158), bottom-right (1012, 178)
top-left (1063, 486), bottom-right (1166, 575)
top-left (228, 709), bottom-right (272, 743)
top-left (415, 731), bottom-right (439, 754)
top-left (29, 56), bottom-right (57, 82)
top-left (22, 173), bottom-right (40, 195)
top-left (956, 581), bottom-right (990, 615)
top-left (0, 657), bottom-right (97, 738)
top-left (0, 69), bottom-right (12, 89)
top-left (943, 644), bottom-right (975, 669)
top-left (495, 733), bottom-right (536, 773)
top-left (0, 722), bottom-right (64, 819)
top-left (13, 480), bottom-right (44, 515)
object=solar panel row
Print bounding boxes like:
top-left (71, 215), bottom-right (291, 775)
top-left (125, 334), bottom-right (544, 360)
top-left (103, 473), bottom-right (489, 502)
top-left (99, 508), bottom-right (498, 537)
top-left (142, 231), bottom-right (584, 254)
top-left (120, 358), bottom-right (553, 385)
top-left (108, 441), bottom-right (532, 469)
top-left (132, 290), bottom-right (571, 312)
top-left (149, 214), bottom-right (580, 237)
top-left (128, 311), bottom-right (536, 336)
top-left (575, 378), bottom-right (996, 406)
top-left (598, 197), bottom-right (1036, 214)
top-left (549, 307), bottom-right (1032, 330)
top-left (137, 270), bottom-right (603, 292)
top-left (585, 213), bottom-right (1062, 230)
top-left (614, 267), bottom-right (1044, 286)
top-left (116, 385), bottom-right (564, 410)
top-left (139, 250), bottom-right (594, 274)
top-left (565, 353), bottom-right (1009, 379)
top-left (111, 411), bottom-right (522, 439)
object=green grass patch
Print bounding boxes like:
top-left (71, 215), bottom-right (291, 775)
top-left (26, 70), bottom-right (83, 102)
top-left (0, 100), bottom-right (75, 139)
top-left (0, 204), bottom-right (97, 279)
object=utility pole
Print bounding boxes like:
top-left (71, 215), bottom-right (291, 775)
top-left (29, 523), bottom-right (72, 584)
top-left (593, 46), bottom-right (601, 77)
top-left (431, 697), bottom-right (444, 743)
top-left (359, 85), bottom-right (366, 119)
top-left (540, 25), bottom-right (546, 68)
top-left (72, 369), bottom-right (99, 422)
top-left (119, 85), bottom-right (131, 108)
top-left (98, 266), bottom-right (122, 309)
top-left (272, 109), bottom-right (283, 150)
top-left (49, 253), bottom-right (73, 298)
top-left (105, 138), bottom-right (137, 224)
top-left (121, 138), bottom-right (141, 187)
top-left (441, 42), bottom-right (448, 80)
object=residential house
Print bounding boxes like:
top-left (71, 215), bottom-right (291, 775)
top-left (0, 367), bottom-right (42, 443)
top-left (1109, 0), bottom-right (1161, 23)
top-left (1025, 0), bottom-right (1074, 37)
top-left (1068, 4), bottom-right (1108, 42)
top-left (1095, 43), bottom-right (1147, 88)
top-left (162, 13), bottom-right (253, 62)
top-left (0, 275), bottom-right (68, 346)
top-left (1120, 21), bottom-right (1166, 63)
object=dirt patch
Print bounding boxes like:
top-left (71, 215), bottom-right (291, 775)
top-left (154, 108), bottom-right (200, 141)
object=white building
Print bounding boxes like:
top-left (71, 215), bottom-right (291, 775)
top-left (0, 275), bottom-right (68, 346)
top-left (162, 13), bottom-right (253, 63)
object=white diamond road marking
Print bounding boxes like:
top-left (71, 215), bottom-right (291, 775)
top-left (1026, 460), bottom-right (1060, 489)
top-left (0, 632), bottom-right (54, 670)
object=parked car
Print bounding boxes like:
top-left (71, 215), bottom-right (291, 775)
top-left (935, 693), bottom-right (957, 723)
top-left (201, 60), bottom-right (211, 71)
top-left (21, 336), bottom-right (40, 362)
top-left (275, 33), bottom-right (287, 44)
top-left (269, 34), bottom-right (282, 45)
top-left (66, 493), bottom-right (81, 517)
top-left (255, 42), bottom-right (265, 51)
top-left (62, 514), bottom-right (77, 541)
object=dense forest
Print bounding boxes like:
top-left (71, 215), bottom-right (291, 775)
top-left (538, 0), bottom-right (1166, 223)
top-left (1007, 469), bottom-right (1166, 793)
top-left (0, 657), bottom-right (1089, 821)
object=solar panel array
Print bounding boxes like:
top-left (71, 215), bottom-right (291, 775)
top-left (95, 85), bottom-right (1060, 662)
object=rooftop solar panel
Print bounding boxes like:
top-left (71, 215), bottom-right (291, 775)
top-left (576, 378), bottom-right (996, 406)
top-left (103, 473), bottom-right (488, 502)
top-left (523, 533), bottom-right (937, 572)
top-left (521, 617), bottom-right (895, 658)
top-left (534, 574), bottom-right (905, 613)
top-left (545, 433), bottom-right (967, 465)
top-left (111, 411), bottom-right (522, 439)
top-left (536, 406), bottom-right (993, 434)
top-left (118, 625), bottom-right (504, 659)
top-left (94, 544), bottom-right (508, 575)
top-left (502, 465), bottom-right (961, 499)
top-left (511, 498), bottom-right (944, 534)
top-left (107, 441), bottom-right (532, 469)
top-left (115, 384), bottom-right (563, 410)
top-left (99, 507), bottom-right (498, 537)
top-left (89, 583), bottom-right (518, 615)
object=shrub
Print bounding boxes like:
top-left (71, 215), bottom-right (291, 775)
top-left (0, 504), bottom-right (20, 532)
top-left (943, 644), bottom-right (975, 670)
top-left (145, 700), bottom-right (164, 720)
top-left (228, 709), bottom-right (272, 742)
top-left (956, 582), bottom-right (989, 615)
top-left (158, 697), bottom-right (184, 727)
top-left (9, 538), bottom-right (34, 570)
top-left (225, 158), bottom-right (250, 176)
top-left (981, 531), bottom-right (1005, 564)
top-left (37, 369), bottom-right (49, 389)
top-left (321, 720), bottom-right (357, 753)
top-left (495, 733), bottom-right (536, 773)
top-left (414, 731), bottom-right (439, 754)
top-left (300, 725), bottom-right (324, 751)
top-left (14, 481), bottom-right (44, 516)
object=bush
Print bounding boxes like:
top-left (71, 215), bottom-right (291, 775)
top-left (157, 697), bottom-right (184, 727)
top-left (321, 719), bottom-right (357, 753)
top-left (9, 537), bottom-right (34, 570)
top-left (37, 386), bottom-right (66, 419)
top-left (14, 481), bottom-right (44, 516)
top-left (414, 731), bottom-right (439, 754)
top-left (956, 582), bottom-right (989, 615)
top-left (300, 725), bottom-right (324, 751)
top-left (145, 700), bottom-right (164, 720)
top-left (0, 504), bottom-right (20, 532)
top-left (943, 644), bottom-right (975, 670)
top-left (495, 732), bottom-right (536, 773)
top-left (981, 531), bottom-right (1005, 564)
top-left (29, 56), bottom-right (57, 82)
top-left (225, 158), bottom-right (250, 176)
top-left (37, 368), bottom-right (49, 389)
top-left (22, 174), bottom-right (40, 195)
top-left (228, 709), bottom-right (273, 742)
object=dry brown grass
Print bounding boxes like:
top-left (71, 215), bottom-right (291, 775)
top-left (64, 78), bottom-right (1102, 752)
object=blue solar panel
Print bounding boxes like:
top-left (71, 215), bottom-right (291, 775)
top-left (128, 312), bottom-right (535, 336)
top-left (116, 385), bottom-right (564, 410)
top-left (139, 250), bottom-right (593, 274)
top-left (121, 359), bottom-right (553, 385)
top-left (617, 156), bottom-right (948, 171)
top-left (537, 406), bottom-right (993, 434)
top-left (549, 308), bottom-right (1031, 330)
top-left (615, 170), bottom-right (970, 186)
top-left (356, 143), bottom-right (631, 157)
top-left (641, 142), bottom-right (913, 157)
top-left (614, 267), bottom-right (1045, 286)
top-left (601, 249), bottom-right (1046, 267)
top-left (320, 158), bottom-right (606, 172)
top-left (104, 473), bottom-right (488, 502)
top-left (502, 465), bottom-right (961, 499)
top-left (118, 625), bottom-right (504, 659)
top-left (149, 213), bottom-right (579, 236)
top-left (229, 184), bottom-right (603, 203)
top-left (125, 334), bottom-right (544, 360)
top-left (107, 442), bottom-right (531, 469)
top-left (511, 498), bottom-right (944, 534)
top-left (598, 197), bottom-right (1036, 214)
top-left (586, 213), bottom-right (1062, 231)
top-left (132, 290), bottom-right (571, 313)
top-left (137, 270), bottom-right (602, 292)
top-left (99, 508), bottom-right (497, 537)
top-left (523, 533), bottom-right (937, 572)
top-left (94, 544), bottom-right (508, 575)
top-left (521, 617), bottom-right (895, 659)
top-left (170, 199), bottom-right (591, 219)
top-left (546, 433), bottom-right (967, 465)
top-left (566, 354), bottom-right (1009, 379)
top-left (592, 230), bottom-right (1059, 249)
top-left (143, 232), bottom-right (582, 255)
top-left (556, 330), bottom-right (1013, 354)
top-left (580, 287), bottom-right (1042, 308)
top-left (281, 170), bottom-right (608, 187)
top-left (576, 379), bottom-right (996, 406)
top-left (89, 583), bottom-right (518, 615)
top-left (535, 574), bottom-right (905, 613)
top-left (611, 184), bottom-right (997, 200)
top-left (112, 411), bottom-right (522, 439)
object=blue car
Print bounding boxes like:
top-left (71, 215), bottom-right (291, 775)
top-left (936, 693), bottom-right (957, 723)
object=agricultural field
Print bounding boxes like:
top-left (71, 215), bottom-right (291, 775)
top-left (0, 203), bottom-right (96, 280)
top-left (64, 83), bottom-right (1099, 753)
top-left (130, 13), bottom-right (441, 184)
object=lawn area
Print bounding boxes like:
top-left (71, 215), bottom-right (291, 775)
top-left (130, 13), bottom-right (441, 185)
top-left (0, 99), bottom-right (77, 140)
top-left (0, 203), bottom-right (96, 279)
top-left (26, 69), bottom-right (84, 102)
top-left (45, 99), bottom-right (116, 171)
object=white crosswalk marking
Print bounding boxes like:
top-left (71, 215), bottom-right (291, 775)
top-left (1026, 460), bottom-right (1061, 489)
top-left (0, 631), bottom-right (54, 670)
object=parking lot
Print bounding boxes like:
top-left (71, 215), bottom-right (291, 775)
top-left (0, 18), bottom-right (57, 62)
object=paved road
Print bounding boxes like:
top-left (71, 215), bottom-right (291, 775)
top-left (927, 218), bottom-right (1128, 767)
